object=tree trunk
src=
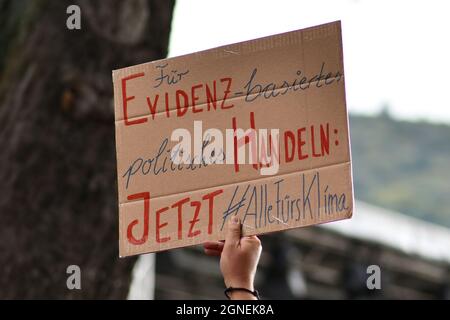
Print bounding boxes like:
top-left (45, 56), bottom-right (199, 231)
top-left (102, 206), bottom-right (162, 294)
top-left (0, 0), bottom-right (175, 299)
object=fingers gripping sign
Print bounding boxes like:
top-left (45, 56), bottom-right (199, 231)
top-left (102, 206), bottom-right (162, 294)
top-left (203, 216), bottom-right (262, 300)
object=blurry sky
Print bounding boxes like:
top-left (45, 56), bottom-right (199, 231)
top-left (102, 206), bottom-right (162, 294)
top-left (169, 0), bottom-right (450, 124)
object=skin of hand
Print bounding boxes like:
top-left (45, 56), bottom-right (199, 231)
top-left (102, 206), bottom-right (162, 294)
top-left (203, 216), bottom-right (262, 300)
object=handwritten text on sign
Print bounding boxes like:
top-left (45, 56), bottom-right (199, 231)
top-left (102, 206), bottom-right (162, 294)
top-left (112, 21), bottom-right (353, 256)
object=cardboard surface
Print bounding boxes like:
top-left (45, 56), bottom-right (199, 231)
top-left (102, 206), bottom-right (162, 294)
top-left (112, 21), bottom-right (353, 257)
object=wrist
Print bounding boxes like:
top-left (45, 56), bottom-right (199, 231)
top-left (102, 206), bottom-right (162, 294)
top-left (224, 279), bottom-right (254, 291)
top-left (226, 289), bottom-right (258, 300)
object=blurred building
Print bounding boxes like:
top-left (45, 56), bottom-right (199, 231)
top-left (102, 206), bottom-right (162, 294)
top-left (129, 201), bottom-right (450, 299)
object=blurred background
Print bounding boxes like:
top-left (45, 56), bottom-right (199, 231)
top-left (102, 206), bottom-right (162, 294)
top-left (0, 0), bottom-right (449, 299)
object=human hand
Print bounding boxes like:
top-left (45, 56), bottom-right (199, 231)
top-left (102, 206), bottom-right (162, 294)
top-left (203, 216), bottom-right (262, 299)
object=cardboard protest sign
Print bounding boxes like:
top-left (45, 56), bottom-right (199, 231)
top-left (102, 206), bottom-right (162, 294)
top-left (112, 21), bottom-right (353, 257)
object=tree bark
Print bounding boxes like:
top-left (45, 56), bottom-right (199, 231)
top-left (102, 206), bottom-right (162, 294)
top-left (0, 0), bottom-right (175, 299)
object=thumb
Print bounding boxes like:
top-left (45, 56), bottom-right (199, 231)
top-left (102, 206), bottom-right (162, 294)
top-left (225, 215), bottom-right (241, 247)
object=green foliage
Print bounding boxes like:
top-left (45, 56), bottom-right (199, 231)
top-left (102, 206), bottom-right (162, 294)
top-left (349, 113), bottom-right (450, 227)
